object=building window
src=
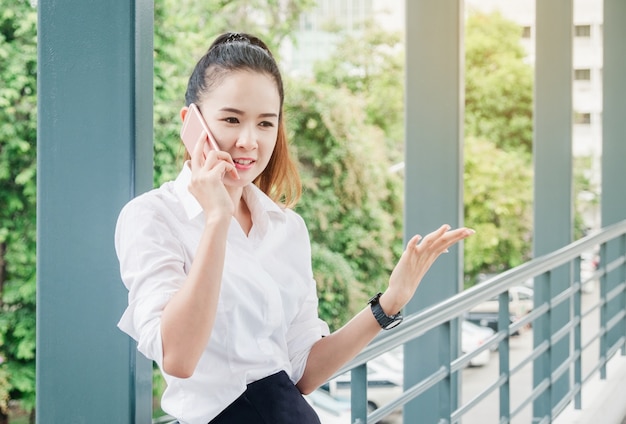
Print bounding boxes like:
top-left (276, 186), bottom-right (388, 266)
top-left (574, 69), bottom-right (591, 81)
top-left (575, 24), bottom-right (591, 37)
top-left (574, 112), bottom-right (591, 124)
top-left (521, 26), bottom-right (531, 38)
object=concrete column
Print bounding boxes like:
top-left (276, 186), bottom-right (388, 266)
top-left (533, 0), bottom-right (573, 419)
top-left (601, 0), bottom-right (626, 368)
top-left (37, 1), bottom-right (154, 422)
top-left (404, 1), bottom-right (464, 422)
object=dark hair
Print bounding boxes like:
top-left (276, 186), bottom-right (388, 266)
top-left (183, 32), bottom-right (300, 207)
top-left (185, 32), bottom-right (284, 110)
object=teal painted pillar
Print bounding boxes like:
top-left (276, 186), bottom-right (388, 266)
top-left (533, 0), bottom-right (573, 420)
top-left (37, 1), bottom-right (154, 422)
top-left (601, 0), bottom-right (626, 362)
top-left (403, 1), bottom-right (464, 422)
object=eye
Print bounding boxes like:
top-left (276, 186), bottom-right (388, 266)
top-left (224, 117), bottom-right (239, 124)
top-left (259, 121), bottom-right (275, 128)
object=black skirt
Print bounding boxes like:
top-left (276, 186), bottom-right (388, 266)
top-left (208, 370), bottom-right (321, 424)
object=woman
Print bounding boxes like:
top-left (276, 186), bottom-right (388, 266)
top-left (115, 32), bottom-right (474, 424)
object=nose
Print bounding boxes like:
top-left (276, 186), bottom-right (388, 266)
top-left (235, 125), bottom-right (258, 150)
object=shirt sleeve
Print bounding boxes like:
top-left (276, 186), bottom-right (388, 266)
top-left (283, 213), bottom-right (330, 383)
top-left (114, 196), bottom-right (186, 366)
top-left (286, 280), bottom-right (330, 384)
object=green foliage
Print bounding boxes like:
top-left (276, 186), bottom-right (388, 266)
top-left (573, 155), bottom-right (600, 240)
top-left (462, 11), bottom-right (535, 286)
top-left (286, 81), bottom-right (403, 329)
top-left (465, 12), bottom-right (534, 155)
top-left (312, 22), bottom-right (405, 164)
top-left (0, 0), bottom-right (38, 415)
top-left (463, 137), bottom-right (533, 285)
top-left (311, 244), bottom-right (363, 331)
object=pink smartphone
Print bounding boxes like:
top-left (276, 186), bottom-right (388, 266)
top-left (180, 103), bottom-right (220, 156)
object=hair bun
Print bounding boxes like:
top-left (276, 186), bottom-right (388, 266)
top-left (224, 33), bottom-right (250, 44)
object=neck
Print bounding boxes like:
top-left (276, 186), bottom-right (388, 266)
top-left (229, 186), bottom-right (252, 235)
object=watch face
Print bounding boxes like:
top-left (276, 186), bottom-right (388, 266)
top-left (384, 317), bottom-right (403, 330)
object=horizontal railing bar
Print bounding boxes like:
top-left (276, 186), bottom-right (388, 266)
top-left (607, 336), bottom-right (626, 358)
top-left (319, 220), bottom-right (626, 424)
top-left (551, 285), bottom-right (575, 308)
top-left (450, 341), bottom-right (494, 373)
top-left (451, 373), bottom-right (507, 421)
top-left (511, 377), bottom-right (550, 419)
top-left (581, 331), bottom-right (600, 351)
top-left (512, 302), bottom-right (548, 330)
top-left (551, 354), bottom-right (574, 382)
top-left (552, 382), bottom-right (582, 417)
top-left (606, 255), bottom-right (626, 274)
top-left (366, 366), bottom-right (449, 423)
top-left (606, 281), bottom-right (626, 303)
top-left (337, 220), bottom-right (626, 375)
top-left (551, 317), bottom-right (579, 346)
top-left (581, 298), bottom-right (601, 319)
top-left (509, 340), bottom-right (549, 376)
top-left (606, 310), bottom-right (626, 332)
top-left (536, 415), bottom-right (551, 424)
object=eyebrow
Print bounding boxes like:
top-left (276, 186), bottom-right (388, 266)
top-left (219, 107), bottom-right (278, 119)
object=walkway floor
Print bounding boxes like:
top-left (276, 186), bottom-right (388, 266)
top-left (554, 353), bottom-right (626, 424)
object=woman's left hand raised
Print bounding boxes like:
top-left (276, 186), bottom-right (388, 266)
top-left (380, 225), bottom-right (475, 314)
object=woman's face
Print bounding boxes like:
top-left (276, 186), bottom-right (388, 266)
top-left (198, 70), bottom-right (280, 187)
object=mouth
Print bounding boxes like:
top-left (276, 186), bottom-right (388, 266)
top-left (233, 158), bottom-right (256, 169)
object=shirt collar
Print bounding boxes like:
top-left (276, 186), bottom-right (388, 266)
top-left (173, 162), bottom-right (287, 223)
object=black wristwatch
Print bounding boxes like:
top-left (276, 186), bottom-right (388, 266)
top-left (368, 292), bottom-right (403, 330)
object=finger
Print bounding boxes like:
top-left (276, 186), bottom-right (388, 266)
top-left (444, 227), bottom-right (475, 242)
top-left (438, 227), bottom-right (476, 250)
top-left (213, 159), bottom-right (238, 180)
top-left (418, 224), bottom-right (451, 248)
top-left (191, 137), bottom-right (206, 170)
top-left (209, 151), bottom-right (240, 179)
top-left (407, 234), bottom-right (422, 248)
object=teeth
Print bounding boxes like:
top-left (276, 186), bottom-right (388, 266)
top-left (235, 159), bottom-right (253, 165)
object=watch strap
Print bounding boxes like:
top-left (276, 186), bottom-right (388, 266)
top-left (368, 292), bottom-right (403, 330)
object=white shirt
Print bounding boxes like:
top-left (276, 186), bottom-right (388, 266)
top-left (115, 163), bottom-right (329, 424)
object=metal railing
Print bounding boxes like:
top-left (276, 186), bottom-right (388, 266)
top-left (150, 219), bottom-right (626, 424)
top-left (338, 219), bottom-right (626, 424)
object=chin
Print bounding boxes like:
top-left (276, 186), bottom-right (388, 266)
top-left (225, 174), bottom-right (257, 188)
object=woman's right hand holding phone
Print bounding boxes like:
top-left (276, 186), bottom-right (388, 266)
top-left (188, 137), bottom-right (239, 219)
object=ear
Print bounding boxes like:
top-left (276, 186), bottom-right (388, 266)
top-left (180, 106), bottom-right (189, 123)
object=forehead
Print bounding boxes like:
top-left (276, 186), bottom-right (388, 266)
top-left (203, 70), bottom-right (280, 112)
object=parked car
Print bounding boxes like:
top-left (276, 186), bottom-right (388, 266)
top-left (470, 285), bottom-right (534, 319)
top-left (580, 250), bottom-right (600, 293)
top-left (464, 310), bottom-right (521, 336)
top-left (305, 388), bottom-right (352, 424)
top-left (322, 351), bottom-right (403, 414)
top-left (461, 319), bottom-right (494, 367)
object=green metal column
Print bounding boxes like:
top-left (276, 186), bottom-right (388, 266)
top-left (601, 0), bottom-right (626, 361)
top-left (404, 1), bottom-right (464, 422)
top-left (37, 1), bottom-right (154, 422)
top-left (533, 0), bottom-right (573, 420)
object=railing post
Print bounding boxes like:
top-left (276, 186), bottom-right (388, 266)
top-left (599, 242), bottom-right (608, 379)
top-left (573, 256), bottom-right (582, 409)
top-left (603, 0), bottom-right (626, 369)
top-left (498, 292), bottom-right (511, 421)
top-left (621, 234), bottom-right (626, 357)
top-left (351, 364), bottom-right (368, 424)
top-left (534, 272), bottom-right (553, 422)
